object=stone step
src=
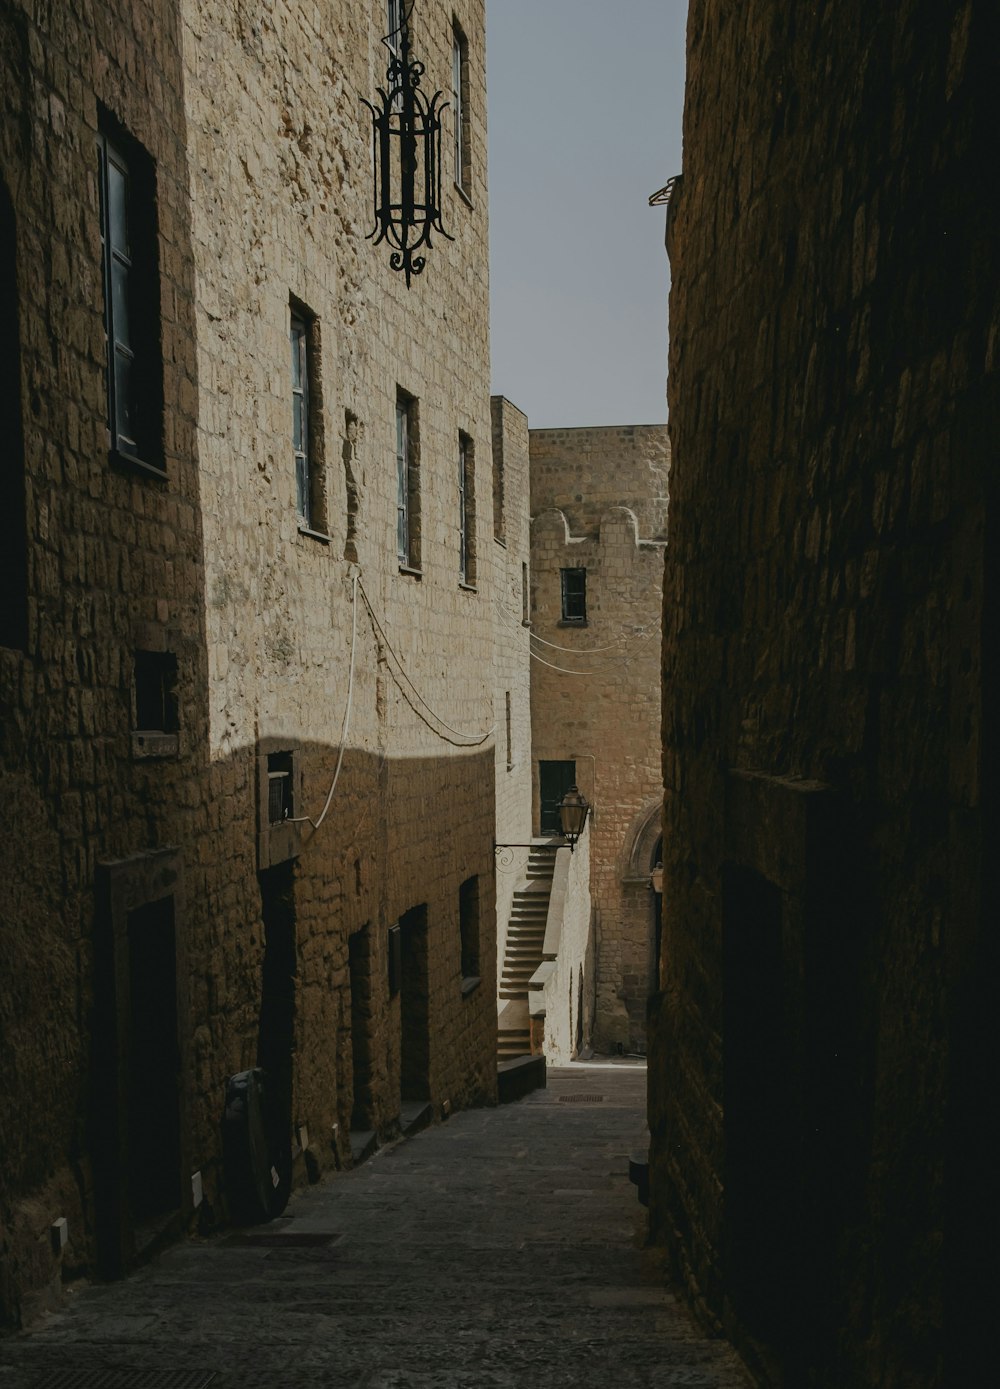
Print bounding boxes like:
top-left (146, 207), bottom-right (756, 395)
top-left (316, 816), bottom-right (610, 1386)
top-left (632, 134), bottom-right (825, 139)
top-left (499, 987), bottom-right (529, 1000)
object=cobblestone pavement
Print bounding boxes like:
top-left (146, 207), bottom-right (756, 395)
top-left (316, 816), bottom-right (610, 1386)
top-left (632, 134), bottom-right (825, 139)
top-left (0, 1063), bottom-right (749, 1388)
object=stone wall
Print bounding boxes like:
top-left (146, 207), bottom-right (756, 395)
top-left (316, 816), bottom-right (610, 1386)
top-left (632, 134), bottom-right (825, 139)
top-left (648, 2), bottom-right (997, 1384)
top-left (0, 0), bottom-right (505, 1326)
top-left (529, 425), bottom-right (668, 1054)
top-left (533, 833), bottom-right (592, 1066)
top-left (490, 397), bottom-right (534, 973)
top-left (0, 0), bottom-right (207, 1324)
top-left (180, 0), bottom-right (499, 1170)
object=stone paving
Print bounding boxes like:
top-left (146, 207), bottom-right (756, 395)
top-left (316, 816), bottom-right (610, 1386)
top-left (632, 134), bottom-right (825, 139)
top-left (0, 1063), bottom-right (749, 1388)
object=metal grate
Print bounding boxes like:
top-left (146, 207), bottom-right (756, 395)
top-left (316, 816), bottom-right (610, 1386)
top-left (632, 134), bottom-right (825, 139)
top-left (222, 1231), bottom-right (339, 1248)
top-left (31, 1372), bottom-right (216, 1389)
top-left (557, 1094), bottom-right (605, 1103)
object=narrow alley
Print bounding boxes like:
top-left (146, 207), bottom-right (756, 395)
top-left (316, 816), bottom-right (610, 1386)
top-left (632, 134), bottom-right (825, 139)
top-left (0, 1066), bottom-right (748, 1389)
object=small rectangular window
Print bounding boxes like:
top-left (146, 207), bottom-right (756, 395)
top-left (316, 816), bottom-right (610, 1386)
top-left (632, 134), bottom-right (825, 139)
top-left (134, 650), bottom-right (178, 733)
top-left (458, 431), bottom-right (476, 586)
top-left (452, 23), bottom-right (470, 194)
top-left (459, 876), bottom-right (480, 987)
top-left (132, 649), bottom-right (179, 758)
top-left (521, 562), bottom-right (529, 624)
top-left (505, 691), bottom-right (513, 771)
top-left (97, 115), bottom-right (163, 476)
top-left (267, 751), bottom-right (294, 825)
top-left (396, 390), bottom-right (420, 571)
top-left (560, 567), bottom-right (587, 623)
top-left (290, 303), bottom-right (326, 534)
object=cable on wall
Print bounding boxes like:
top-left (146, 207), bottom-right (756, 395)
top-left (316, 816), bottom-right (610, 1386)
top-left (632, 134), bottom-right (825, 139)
top-left (495, 599), bottom-right (641, 653)
top-left (288, 570), bottom-right (360, 831)
top-left (358, 578), bottom-right (495, 746)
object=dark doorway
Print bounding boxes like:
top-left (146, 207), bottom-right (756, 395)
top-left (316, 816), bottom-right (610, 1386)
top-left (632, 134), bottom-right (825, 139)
top-left (539, 758), bottom-right (575, 835)
top-left (258, 863), bottom-right (296, 1211)
top-left (399, 905), bottom-right (430, 1102)
top-left (125, 897), bottom-right (181, 1231)
top-left (722, 865), bottom-right (796, 1346)
top-left (349, 925), bottom-right (374, 1129)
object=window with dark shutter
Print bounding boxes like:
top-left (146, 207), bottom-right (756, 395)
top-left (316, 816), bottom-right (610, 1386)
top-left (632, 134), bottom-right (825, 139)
top-left (97, 116), bottom-right (164, 476)
top-left (560, 567), bottom-right (587, 623)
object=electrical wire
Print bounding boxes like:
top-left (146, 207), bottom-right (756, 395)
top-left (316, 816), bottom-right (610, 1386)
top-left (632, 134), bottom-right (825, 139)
top-left (494, 600), bottom-right (639, 653)
top-left (358, 579), bottom-right (495, 746)
top-left (495, 600), bottom-right (657, 657)
top-left (287, 571), bottom-right (359, 831)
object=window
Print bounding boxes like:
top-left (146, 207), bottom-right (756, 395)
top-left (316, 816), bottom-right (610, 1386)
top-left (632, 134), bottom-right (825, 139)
top-left (0, 179), bottom-right (26, 651)
top-left (505, 691), bottom-right (513, 771)
top-left (132, 649), bottom-right (179, 757)
top-left (452, 22), bottom-right (470, 194)
top-left (386, 0), bottom-right (402, 53)
top-left (458, 431), bottom-right (476, 586)
top-left (257, 744), bottom-right (302, 868)
top-left (521, 562), bottom-right (529, 624)
top-left (459, 876), bottom-right (480, 989)
top-left (396, 389), bottom-right (420, 570)
top-left (290, 304), bottom-right (326, 534)
top-left (134, 650), bottom-right (178, 732)
top-left (97, 115), bottom-right (163, 475)
top-left (560, 567), bottom-right (587, 623)
top-left (490, 396), bottom-right (506, 543)
top-left (267, 751), bottom-right (294, 825)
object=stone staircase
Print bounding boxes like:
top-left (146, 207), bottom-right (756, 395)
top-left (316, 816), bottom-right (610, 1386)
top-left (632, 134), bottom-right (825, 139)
top-left (497, 842), bottom-right (558, 1060)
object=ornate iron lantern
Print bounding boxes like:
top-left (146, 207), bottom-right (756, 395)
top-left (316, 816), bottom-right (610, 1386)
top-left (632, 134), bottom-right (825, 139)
top-left (363, 1), bottom-right (452, 287)
top-left (558, 785), bottom-right (591, 851)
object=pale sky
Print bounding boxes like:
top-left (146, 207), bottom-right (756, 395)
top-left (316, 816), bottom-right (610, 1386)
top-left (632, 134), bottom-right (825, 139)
top-left (487, 0), bottom-right (688, 429)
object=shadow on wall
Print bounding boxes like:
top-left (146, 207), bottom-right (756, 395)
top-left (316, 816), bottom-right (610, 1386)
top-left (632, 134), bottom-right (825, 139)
top-left (1, 727), bottom-right (500, 1317)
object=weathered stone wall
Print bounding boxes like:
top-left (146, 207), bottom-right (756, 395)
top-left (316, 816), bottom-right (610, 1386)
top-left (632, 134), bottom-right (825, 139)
top-left (180, 0), bottom-right (497, 1181)
top-left (649, 2), bottom-right (997, 1384)
top-left (536, 833), bottom-right (592, 1066)
top-left (529, 425), bottom-right (667, 1054)
top-left (0, 0), bottom-right (208, 1324)
top-left (490, 397), bottom-right (534, 974)
top-left (1, 0), bottom-right (503, 1325)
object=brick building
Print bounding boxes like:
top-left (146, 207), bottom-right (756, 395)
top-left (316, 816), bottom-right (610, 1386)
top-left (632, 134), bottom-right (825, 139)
top-left (528, 426), bottom-right (668, 1054)
top-left (648, 2), bottom-right (996, 1385)
top-left (1, 0), bottom-right (519, 1326)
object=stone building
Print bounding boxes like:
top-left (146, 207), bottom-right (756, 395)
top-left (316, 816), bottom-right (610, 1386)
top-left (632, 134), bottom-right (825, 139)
top-left (1, 0), bottom-right (514, 1327)
top-left (529, 425), bottom-right (668, 1054)
top-left (648, 2), bottom-right (995, 1386)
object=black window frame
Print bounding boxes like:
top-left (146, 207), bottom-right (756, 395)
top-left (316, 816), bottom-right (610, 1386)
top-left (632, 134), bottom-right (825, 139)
top-left (560, 567), bottom-right (587, 624)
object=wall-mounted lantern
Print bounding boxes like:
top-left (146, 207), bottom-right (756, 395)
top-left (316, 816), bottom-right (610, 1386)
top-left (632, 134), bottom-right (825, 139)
top-left (495, 786), bottom-right (593, 867)
top-left (363, 1), bottom-right (452, 288)
top-left (558, 785), bottom-right (591, 852)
